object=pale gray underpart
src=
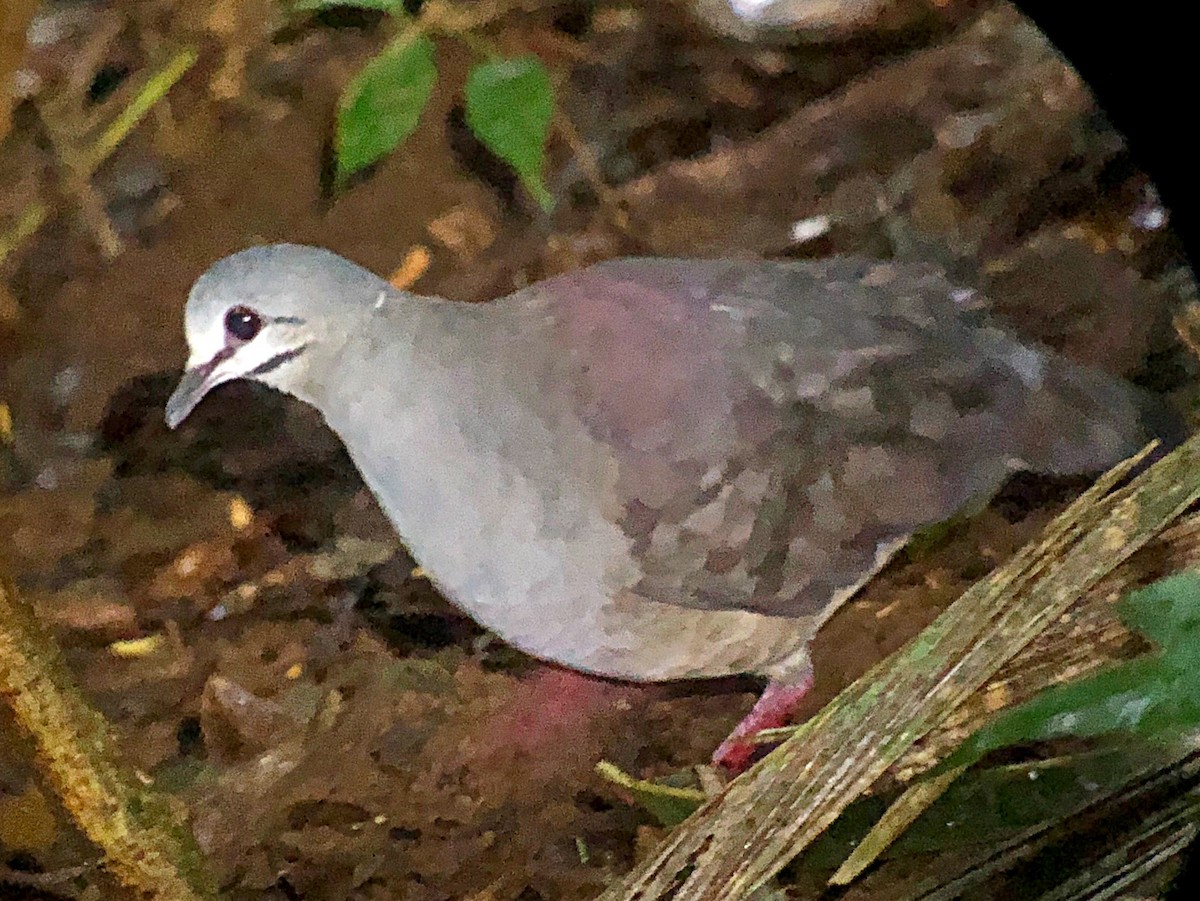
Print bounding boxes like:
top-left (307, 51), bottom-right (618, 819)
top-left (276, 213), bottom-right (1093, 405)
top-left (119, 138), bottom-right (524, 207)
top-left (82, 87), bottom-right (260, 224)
top-left (177, 246), bottom-right (1161, 685)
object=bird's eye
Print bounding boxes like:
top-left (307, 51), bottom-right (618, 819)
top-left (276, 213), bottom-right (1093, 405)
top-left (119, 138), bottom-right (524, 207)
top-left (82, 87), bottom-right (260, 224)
top-left (224, 306), bottom-right (262, 342)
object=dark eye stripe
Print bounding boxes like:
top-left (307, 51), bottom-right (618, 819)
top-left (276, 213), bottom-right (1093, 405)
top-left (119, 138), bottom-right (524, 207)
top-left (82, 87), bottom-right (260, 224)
top-left (246, 343), bottom-right (309, 378)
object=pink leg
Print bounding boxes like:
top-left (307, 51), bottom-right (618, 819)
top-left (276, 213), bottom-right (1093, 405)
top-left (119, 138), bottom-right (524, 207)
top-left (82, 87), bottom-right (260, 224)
top-left (712, 672), bottom-right (815, 773)
top-left (458, 665), bottom-right (644, 778)
top-left (491, 666), bottom-right (629, 748)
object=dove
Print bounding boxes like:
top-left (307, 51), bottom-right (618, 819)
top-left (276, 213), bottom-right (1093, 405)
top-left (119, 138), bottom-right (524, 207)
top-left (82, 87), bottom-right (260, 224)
top-left (166, 245), bottom-right (1169, 768)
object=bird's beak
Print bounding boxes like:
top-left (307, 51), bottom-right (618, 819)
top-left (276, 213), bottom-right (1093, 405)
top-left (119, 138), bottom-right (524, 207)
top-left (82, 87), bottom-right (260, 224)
top-left (164, 350), bottom-right (230, 429)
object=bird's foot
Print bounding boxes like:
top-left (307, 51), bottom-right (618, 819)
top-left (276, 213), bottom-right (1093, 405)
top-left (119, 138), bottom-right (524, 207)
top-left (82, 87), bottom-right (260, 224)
top-left (712, 673), bottom-right (814, 773)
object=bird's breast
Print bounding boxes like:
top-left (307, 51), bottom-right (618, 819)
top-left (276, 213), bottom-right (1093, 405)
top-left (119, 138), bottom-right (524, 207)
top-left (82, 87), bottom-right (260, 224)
top-left (323, 369), bottom-right (660, 672)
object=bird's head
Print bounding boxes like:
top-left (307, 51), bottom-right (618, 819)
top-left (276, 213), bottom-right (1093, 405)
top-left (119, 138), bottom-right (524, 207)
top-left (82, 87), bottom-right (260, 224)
top-left (165, 244), bottom-right (388, 428)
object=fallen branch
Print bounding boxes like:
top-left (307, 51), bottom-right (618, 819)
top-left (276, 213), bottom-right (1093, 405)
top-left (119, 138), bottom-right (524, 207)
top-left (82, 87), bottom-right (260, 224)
top-left (603, 433), bottom-right (1200, 900)
top-left (0, 573), bottom-right (217, 900)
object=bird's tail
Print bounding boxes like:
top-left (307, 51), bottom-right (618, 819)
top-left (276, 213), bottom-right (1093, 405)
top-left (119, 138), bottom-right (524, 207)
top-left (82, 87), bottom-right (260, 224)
top-left (1018, 356), bottom-right (1186, 476)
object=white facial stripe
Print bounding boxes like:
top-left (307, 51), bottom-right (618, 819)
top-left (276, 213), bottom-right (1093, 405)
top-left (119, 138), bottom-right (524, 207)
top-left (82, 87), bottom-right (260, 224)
top-left (184, 310), bottom-right (304, 388)
top-left (184, 315), bottom-right (228, 369)
top-left (208, 330), bottom-right (298, 382)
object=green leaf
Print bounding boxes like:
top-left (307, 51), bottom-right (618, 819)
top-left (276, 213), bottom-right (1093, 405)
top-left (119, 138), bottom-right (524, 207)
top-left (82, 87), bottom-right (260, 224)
top-left (944, 571), bottom-right (1200, 771)
top-left (1119, 570), bottom-right (1200, 647)
top-left (756, 745), bottom-right (1163, 876)
top-left (595, 761), bottom-right (706, 827)
top-left (336, 34), bottom-right (437, 185)
top-left (797, 745), bottom-right (1170, 870)
top-left (464, 55), bottom-right (555, 210)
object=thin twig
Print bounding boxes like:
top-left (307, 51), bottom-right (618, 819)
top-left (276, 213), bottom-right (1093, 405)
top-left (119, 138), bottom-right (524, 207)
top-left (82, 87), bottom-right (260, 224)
top-left (83, 47), bottom-right (198, 173)
top-left (0, 862), bottom-right (91, 896)
top-left (553, 104), bottom-right (630, 232)
top-left (0, 46), bottom-right (197, 266)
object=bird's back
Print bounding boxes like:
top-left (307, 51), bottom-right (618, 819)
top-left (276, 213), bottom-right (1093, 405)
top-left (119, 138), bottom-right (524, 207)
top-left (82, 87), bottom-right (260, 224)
top-left (509, 257), bottom-right (1162, 620)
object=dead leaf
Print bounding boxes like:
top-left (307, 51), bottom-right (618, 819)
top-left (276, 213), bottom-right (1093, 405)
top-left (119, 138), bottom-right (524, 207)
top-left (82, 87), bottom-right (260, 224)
top-left (30, 578), bottom-right (138, 641)
top-left (201, 674), bottom-right (304, 762)
top-left (389, 245), bottom-right (432, 291)
top-left (427, 206), bottom-right (497, 262)
top-left (0, 784), bottom-right (58, 853)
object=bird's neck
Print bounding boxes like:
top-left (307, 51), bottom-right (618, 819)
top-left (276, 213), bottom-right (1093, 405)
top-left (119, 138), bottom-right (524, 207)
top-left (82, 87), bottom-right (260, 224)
top-left (284, 291), bottom-right (481, 407)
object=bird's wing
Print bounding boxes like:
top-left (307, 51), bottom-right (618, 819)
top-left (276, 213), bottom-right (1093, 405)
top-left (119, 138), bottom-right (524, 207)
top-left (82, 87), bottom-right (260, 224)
top-left (533, 257), bottom-right (1148, 620)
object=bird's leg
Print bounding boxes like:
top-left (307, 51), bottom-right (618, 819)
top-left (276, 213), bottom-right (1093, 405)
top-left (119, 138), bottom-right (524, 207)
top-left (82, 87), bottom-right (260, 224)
top-left (712, 671), bottom-right (815, 773)
top-left (493, 665), bottom-right (631, 746)
top-left (454, 664), bottom-right (644, 779)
